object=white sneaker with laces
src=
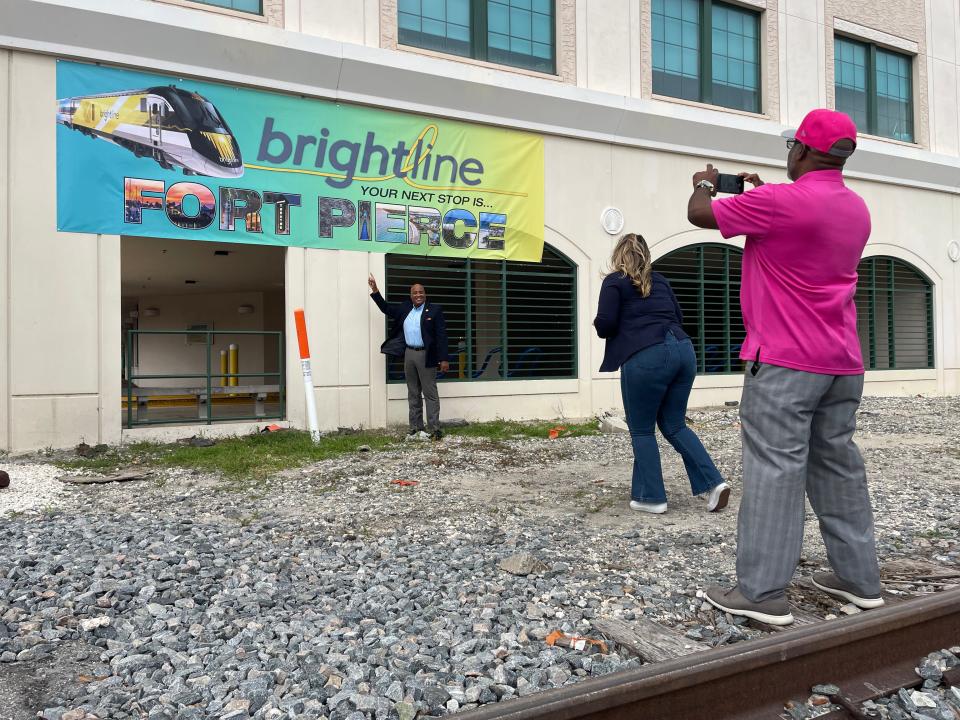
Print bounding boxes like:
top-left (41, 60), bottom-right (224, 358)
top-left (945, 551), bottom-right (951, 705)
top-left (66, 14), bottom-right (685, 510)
top-left (706, 482), bottom-right (730, 512)
top-left (630, 500), bottom-right (667, 514)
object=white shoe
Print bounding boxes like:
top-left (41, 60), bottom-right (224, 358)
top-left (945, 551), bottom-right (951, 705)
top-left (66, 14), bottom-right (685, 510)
top-left (630, 500), bottom-right (667, 514)
top-left (706, 482), bottom-right (730, 512)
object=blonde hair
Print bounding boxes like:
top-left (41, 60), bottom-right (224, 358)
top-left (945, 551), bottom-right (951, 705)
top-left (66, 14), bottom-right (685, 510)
top-left (608, 233), bottom-right (653, 297)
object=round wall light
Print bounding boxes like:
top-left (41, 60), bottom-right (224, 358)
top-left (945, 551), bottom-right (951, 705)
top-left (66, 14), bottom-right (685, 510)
top-left (601, 207), bottom-right (624, 235)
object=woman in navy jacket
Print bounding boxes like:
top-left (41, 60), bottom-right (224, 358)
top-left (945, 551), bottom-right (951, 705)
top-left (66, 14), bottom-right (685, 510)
top-left (594, 233), bottom-right (729, 514)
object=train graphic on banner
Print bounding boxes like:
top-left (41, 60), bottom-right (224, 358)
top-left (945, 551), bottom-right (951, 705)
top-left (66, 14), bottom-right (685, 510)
top-left (56, 86), bottom-right (244, 178)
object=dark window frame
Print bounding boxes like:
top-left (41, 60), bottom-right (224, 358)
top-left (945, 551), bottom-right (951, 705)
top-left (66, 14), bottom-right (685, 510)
top-left (834, 34), bottom-right (915, 142)
top-left (384, 245), bottom-right (577, 383)
top-left (653, 243), bottom-right (746, 376)
top-left (855, 256), bottom-right (933, 370)
top-left (185, 0), bottom-right (264, 15)
top-left (398, 0), bottom-right (557, 75)
top-left (652, 0), bottom-right (763, 114)
top-left (654, 247), bottom-right (935, 376)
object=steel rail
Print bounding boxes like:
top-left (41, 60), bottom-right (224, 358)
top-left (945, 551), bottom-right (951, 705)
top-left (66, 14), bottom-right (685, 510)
top-left (456, 588), bottom-right (960, 720)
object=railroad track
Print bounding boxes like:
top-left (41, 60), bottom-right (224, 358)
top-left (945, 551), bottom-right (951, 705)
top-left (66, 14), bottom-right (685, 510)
top-left (456, 587), bottom-right (960, 720)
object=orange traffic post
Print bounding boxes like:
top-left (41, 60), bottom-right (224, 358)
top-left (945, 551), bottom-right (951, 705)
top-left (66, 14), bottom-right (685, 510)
top-left (294, 308), bottom-right (320, 442)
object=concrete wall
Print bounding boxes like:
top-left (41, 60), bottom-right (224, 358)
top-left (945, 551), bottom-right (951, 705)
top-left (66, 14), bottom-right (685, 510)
top-left (291, 0), bottom-right (379, 44)
top-left (2, 52), bottom-right (121, 451)
top-left (133, 291), bottom-right (269, 388)
top-left (925, 0), bottom-right (960, 155)
top-left (1, 0), bottom-right (959, 450)
top-left (0, 50), bottom-right (9, 453)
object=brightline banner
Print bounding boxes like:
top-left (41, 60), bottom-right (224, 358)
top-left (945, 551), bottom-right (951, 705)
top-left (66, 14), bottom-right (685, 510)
top-left (56, 60), bottom-right (545, 262)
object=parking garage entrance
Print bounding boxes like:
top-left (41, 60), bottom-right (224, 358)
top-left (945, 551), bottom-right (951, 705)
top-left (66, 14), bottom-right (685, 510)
top-left (121, 236), bottom-right (286, 428)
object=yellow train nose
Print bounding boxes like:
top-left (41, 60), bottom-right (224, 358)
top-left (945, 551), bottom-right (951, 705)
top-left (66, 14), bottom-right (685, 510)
top-left (201, 131), bottom-right (238, 164)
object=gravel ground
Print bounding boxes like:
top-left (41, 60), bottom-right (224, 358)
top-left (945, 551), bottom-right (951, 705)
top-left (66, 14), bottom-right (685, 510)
top-left (0, 464), bottom-right (67, 515)
top-left (0, 395), bottom-right (958, 720)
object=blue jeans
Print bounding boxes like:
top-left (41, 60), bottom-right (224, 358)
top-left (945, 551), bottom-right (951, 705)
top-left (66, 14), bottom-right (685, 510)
top-left (620, 331), bottom-right (725, 503)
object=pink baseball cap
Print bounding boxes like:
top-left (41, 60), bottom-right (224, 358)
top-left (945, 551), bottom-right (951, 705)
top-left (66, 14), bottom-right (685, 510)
top-left (782, 109), bottom-right (858, 157)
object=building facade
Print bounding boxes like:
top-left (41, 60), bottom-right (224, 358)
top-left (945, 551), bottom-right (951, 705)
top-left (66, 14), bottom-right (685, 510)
top-left (1, 0), bottom-right (958, 452)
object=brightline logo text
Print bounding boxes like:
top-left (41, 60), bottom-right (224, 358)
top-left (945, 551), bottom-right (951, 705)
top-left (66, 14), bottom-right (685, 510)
top-left (253, 118), bottom-right (485, 190)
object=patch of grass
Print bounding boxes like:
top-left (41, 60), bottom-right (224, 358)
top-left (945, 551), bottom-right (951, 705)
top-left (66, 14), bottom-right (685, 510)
top-left (51, 417), bottom-right (600, 482)
top-left (57, 431), bottom-right (398, 481)
top-left (159, 431), bottom-right (397, 480)
top-left (447, 418), bottom-right (600, 441)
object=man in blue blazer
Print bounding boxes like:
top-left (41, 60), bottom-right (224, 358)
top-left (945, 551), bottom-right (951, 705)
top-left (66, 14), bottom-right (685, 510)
top-left (369, 274), bottom-right (450, 440)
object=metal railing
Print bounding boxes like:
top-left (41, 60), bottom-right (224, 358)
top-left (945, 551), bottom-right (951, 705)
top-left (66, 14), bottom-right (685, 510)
top-left (124, 329), bottom-right (285, 428)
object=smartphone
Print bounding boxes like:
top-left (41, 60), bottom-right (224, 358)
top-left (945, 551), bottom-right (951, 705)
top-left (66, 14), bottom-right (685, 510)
top-left (717, 173), bottom-right (745, 195)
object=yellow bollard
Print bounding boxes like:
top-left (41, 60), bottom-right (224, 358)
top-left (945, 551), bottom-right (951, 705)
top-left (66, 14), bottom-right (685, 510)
top-left (228, 343), bottom-right (239, 389)
top-left (219, 349), bottom-right (227, 387)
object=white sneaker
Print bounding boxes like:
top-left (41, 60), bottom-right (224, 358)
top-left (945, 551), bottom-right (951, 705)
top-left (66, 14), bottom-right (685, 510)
top-left (630, 500), bottom-right (667, 514)
top-left (706, 482), bottom-right (730, 512)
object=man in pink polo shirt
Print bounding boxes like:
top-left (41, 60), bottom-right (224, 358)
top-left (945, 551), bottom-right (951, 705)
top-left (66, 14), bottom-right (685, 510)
top-left (686, 109), bottom-right (883, 625)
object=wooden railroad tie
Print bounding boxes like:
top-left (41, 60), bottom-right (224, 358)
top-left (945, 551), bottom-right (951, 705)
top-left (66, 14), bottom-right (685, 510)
top-left (592, 616), bottom-right (711, 664)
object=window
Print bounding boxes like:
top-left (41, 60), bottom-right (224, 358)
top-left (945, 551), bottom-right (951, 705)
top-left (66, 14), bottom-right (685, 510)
top-left (653, 244), bottom-right (746, 375)
top-left (398, 0), bottom-right (556, 74)
top-left (855, 257), bottom-right (933, 369)
top-left (835, 36), bottom-right (913, 142)
top-left (384, 245), bottom-right (576, 382)
top-left (652, 0), bottom-right (761, 113)
top-left (189, 0), bottom-right (262, 14)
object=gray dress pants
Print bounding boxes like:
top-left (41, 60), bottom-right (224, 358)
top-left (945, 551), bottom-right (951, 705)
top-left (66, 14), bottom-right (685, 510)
top-left (737, 363), bottom-right (881, 602)
top-left (404, 347), bottom-right (440, 432)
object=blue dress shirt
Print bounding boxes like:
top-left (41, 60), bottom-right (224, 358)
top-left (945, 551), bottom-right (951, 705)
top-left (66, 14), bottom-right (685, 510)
top-left (403, 304), bottom-right (425, 347)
